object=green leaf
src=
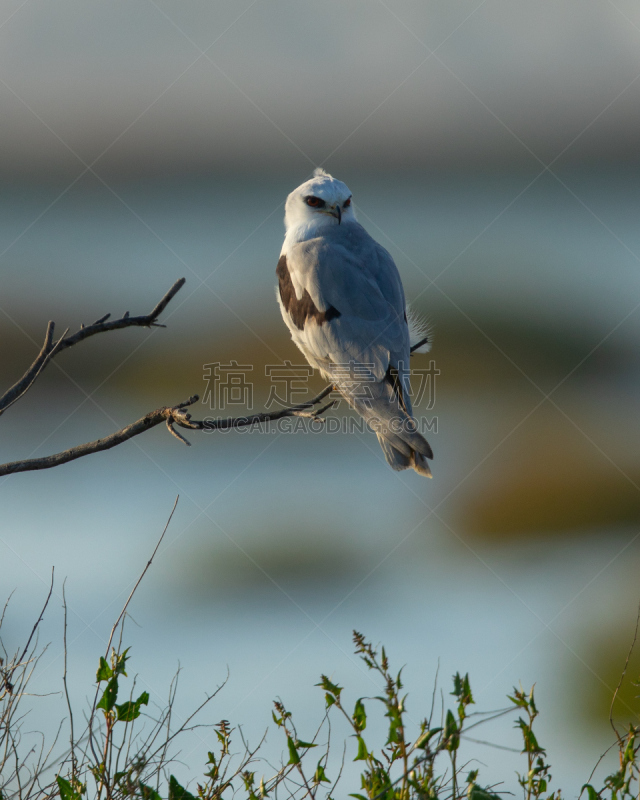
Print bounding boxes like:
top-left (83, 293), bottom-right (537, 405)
top-left (353, 698), bottom-right (367, 733)
top-left (508, 691), bottom-right (528, 709)
top-left (96, 677), bottom-right (118, 713)
top-left (516, 718), bottom-right (545, 754)
top-left (116, 691), bottom-right (149, 722)
top-left (444, 710), bottom-right (459, 751)
top-left (168, 775), bottom-right (197, 800)
top-left (56, 776), bottom-right (84, 800)
top-left (623, 732), bottom-right (636, 764)
top-left (528, 686), bottom-right (538, 715)
top-left (348, 795), bottom-right (368, 800)
top-left (582, 785), bottom-right (601, 800)
top-left (114, 648), bottom-right (130, 677)
top-left (215, 726), bottom-right (230, 755)
top-left (314, 761), bottom-right (330, 784)
top-left (468, 785), bottom-right (503, 800)
top-left (295, 739), bottom-right (317, 749)
top-left (452, 672), bottom-right (474, 719)
top-left (386, 704), bottom-right (402, 744)
top-left (415, 727), bottom-right (442, 749)
top-left (317, 675), bottom-right (343, 701)
top-left (444, 709), bottom-right (457, 736)
top-left (138, 783), bottom-right (162, 800)
top-left (451, 672), bottom-right (473, 703)
top-left (242, 771), bottom-right (257, 798)
top-left (287, 736), bottom-right (300, 765)
top-left (96, 657), bottom-right (112, 682)
top-left (354, 735), bottom-right (368, 761)
top-left (325, 693), bottom-right (336, 708)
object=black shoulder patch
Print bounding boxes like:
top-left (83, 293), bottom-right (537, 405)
top-left (277, 254), bottom-right (341, 331)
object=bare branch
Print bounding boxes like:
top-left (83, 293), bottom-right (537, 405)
top-left (0, 322), bottom-right (67, 417)
top-left (108, 496), bottom-right (178, 656)
top-left (0, 278), bottom-right (186, 418)
top-left (175, 385), bottom-right (335, 433)
top-left (0, 281), bottom-right (428, 478)
top-left (1, 569), bottom-right (54, 695)
top-left (609, 598), bottom-right (640, 744)
top-left (0, 389), bottom-right (337, 477)
top-left (166, 418), bottom-right (192, 446)
top-left (54, 277), bottom-right (185, 352)
top-left (0, 400), bottom-right (195, 477)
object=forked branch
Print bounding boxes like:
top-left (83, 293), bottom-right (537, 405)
top-left (0, 389), bottom-right (335, 477)
top-left (0, 279), bottom-right (427, 478)
top-left (0, 278), bottom-right (186, 418)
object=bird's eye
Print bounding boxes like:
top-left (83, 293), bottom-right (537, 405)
top-left (305, 196), bottom-right (325, 208)
top-left (343, 197), bottom-right (352, 208)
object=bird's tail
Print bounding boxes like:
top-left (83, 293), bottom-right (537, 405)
top-left (339, 376), bottom-right (433, 478)
top-left (376, 434), bottom-right (432, 478)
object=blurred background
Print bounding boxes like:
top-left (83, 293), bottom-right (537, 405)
top-left (1, 0), bottom-right (640, 793)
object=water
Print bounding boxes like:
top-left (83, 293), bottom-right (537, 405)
top-left (1, 169), bottom-right (639, 794)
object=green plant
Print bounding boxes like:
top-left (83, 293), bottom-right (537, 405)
top-left (509, 685), bottom-right (559, 800)
top-left (2, 507), bottom-right (639, 800)
top-left (2, 611), bottom-right (640, 800)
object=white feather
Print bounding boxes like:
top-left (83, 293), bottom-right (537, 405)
top-left (406, 304), bottom-right (432, 353)
top-left (276, 173), bottom-right (434, 477)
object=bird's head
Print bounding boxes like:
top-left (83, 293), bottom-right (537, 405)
top-left (284, 168), bottom-right (356, 233)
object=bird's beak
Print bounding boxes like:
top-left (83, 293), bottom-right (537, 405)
top-left (331, 205), bottom-right (342, 224)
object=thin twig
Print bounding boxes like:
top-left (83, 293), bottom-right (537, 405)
top-left (0, 322), bottom-right (67, 417)
top-left (62, 581), bottom-right (76, 779)
top-left (460, 735), bottom-right (520, 753)
top-left (3, 570), bottom-right (54, 693)
top-left (609, 598), bottom-right (640, 745)
top-left (0, 388), bottom-right (336, 477)
top-left (0, 292), bottom-right (427, 479)
top-left (87, 497), bottom-right (180, 780)
top-left (106, 496), bottom-right (179, 657)
top-left (0, 402), bottom-right (197, 477)
top-left (54, 278), bottom-right (186, 353)
top-left (0, 279), bottom-right (185, 420)
top-left (580, 739), bottom-right (620, 797)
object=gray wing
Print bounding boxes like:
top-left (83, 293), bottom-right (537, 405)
top-left (281, 224), bottom-right (411, 383)
top-left (278, 223), bottom-right (433, 470)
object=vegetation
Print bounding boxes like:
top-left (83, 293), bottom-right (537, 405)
top-left (1, 595), bottom-right (639, 800)
top-left (1, 500), bottom-right (638, 800)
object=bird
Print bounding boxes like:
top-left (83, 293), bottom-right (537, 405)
top-left (275, 168), bottom-right (433, 478)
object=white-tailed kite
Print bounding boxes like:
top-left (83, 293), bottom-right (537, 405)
top-left (276, 169), bottom-right (433, 477)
